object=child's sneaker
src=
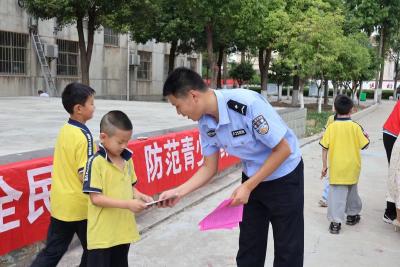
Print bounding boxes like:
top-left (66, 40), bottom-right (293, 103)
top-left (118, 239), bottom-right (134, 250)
top-left (329, 222), bottom-right (341, 234)
top-left (346, 214), bottom-right (361, 225)
top-left (318, 199), bottom-right (328, 207)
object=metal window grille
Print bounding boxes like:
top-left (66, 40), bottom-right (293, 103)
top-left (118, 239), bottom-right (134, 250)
top-left (0, 31), bottom-right (28, 75)
top-left (57, 39), bottom-right (78, 76)
top-left (137, 51), bottom-right (152, 80)
top-left (104, 27), bottom-right (119, 46)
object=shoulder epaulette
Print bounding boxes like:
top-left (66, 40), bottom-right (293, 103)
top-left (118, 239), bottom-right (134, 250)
top-left (227, 99), bottom-right (247, 115)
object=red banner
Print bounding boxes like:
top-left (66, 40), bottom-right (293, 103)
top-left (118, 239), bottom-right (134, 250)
top-left (0, 129), bottom-right (239, 255)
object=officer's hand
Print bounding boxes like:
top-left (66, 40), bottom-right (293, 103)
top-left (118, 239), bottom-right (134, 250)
top-left (230, 184), bottom-right (251, 206)
top-left (157, 189), bottom-right (180, 208)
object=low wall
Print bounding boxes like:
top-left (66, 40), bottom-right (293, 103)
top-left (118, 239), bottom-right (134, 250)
top-left (278, 108), bottom-right (307, 138)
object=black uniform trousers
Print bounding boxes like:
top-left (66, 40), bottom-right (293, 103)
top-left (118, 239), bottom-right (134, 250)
top-left (30, 217), bottom-right (88, 267)
top-left (236, 159), bottom-right (304, 267)
top-left (87, 244), bottom-right (130, 267)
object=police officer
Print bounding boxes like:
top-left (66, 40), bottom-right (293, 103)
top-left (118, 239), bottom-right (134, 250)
top-left (159, 67), bottom-right (304, 267)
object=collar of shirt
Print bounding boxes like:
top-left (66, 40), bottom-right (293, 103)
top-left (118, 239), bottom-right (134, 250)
top-left (68, 118), bottom-right (91, 133)
top-left (335, 117), bottom-right (351, 121)
top-left (201, 90), bottom-right (231, 129)
top-left (97, 143), bottom-right (133, 163)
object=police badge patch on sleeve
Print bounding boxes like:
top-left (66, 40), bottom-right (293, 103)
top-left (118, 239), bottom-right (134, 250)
top-left (252, 115), bottom-right (269, 135)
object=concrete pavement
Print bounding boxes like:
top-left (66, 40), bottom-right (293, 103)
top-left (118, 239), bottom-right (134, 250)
top-left (57, 100), bottom-right (400, 267)
top-left (0, 97), bottom-right (196, 163)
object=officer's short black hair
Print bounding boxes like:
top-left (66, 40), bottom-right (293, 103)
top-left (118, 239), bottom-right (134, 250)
top-left (163, 67), bottom-right (207, 97)
top-left (62, 82), bottom-right (95, 114)
top-left (100, 110), bottom-right (133, 136)
top-left (334, 94), bottom-right (353, 115)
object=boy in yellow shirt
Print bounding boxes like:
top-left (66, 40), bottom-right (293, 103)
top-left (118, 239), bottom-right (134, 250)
top-left (31, 83), bottom-right (96, 267)
top-left (83, 110), bottom-right (153, 267)
top-left (320, 95), bottom-right (369, 234)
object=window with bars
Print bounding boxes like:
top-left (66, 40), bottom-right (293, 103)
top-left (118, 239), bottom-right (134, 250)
top-left (137, 51), bottom-right (152, 80)
top-left (0, 31), bottom-right (28, 75)
top-left (57, 39), bottom-right (78, 76)
top-left (104, 27), bottom-right (119, 46)
top-left (188, 57), bottom-right (197, 71)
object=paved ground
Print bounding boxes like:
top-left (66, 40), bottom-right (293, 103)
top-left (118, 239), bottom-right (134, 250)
top-left (0, 95), bottom-right (375, 161)
top-left (0, 97), bottom-right (196, 161)
top-left (57, 100), bottom-right (400, 267)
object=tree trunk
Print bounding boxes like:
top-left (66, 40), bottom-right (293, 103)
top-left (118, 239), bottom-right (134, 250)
top-left (393, 57), bottom-right (399, 98)
top-left (223, 52), bottom-right (228, 88)
top-left (332, 81), bottom-right (338, 111)
top-left (205, 23), bottom-right (217, 89)
top-left (277, 84), bottom-right (282, 101)
top-left (379, 26), bottom-right (388, 89)
top-left (259, 48), bottom-right (272, 92)
top-left (299, 78), bottom-right (305, 109)
top-left (168, 40), bottom-right (177, 75)
top-left (292, 75), bottom-right (300, 105)
top-left (241, 51), bottom-right (245, 63)
top-left (324, 79), bottom-right (329, 105)
top-left (76, 12), bottom-right (95, 86)
top-left (375, 26), bottom-right (385, 103)
top-left (216, 46), bottom-right (224, 89)
top-left (76, 17), bottom-right (89, 85)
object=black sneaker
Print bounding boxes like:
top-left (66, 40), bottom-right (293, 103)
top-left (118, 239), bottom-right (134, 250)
top-left (383, 211), bottom-right (396, 224)
top-left (346, 215), bottom-right (361, 225)
top-left (329, 222), bottom-right (341, 234)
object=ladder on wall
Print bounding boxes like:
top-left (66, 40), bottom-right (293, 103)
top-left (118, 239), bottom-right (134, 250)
top-left (31, 33), bottom-right (57, 96)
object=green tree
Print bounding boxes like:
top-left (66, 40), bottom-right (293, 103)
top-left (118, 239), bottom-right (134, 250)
top-left (110, 0), bottom-right (202, 76)
top-left (23, 0), bottom-right (127, 85)
top-left (229, 62), bottom-right (256, 87)
top-left (270, 58), bottom-right (292, 101)
top-left (235, 0), bottom-right (289, 92)
top-left (345, 0), bottom-right (400, 89)
top-left (284, 3), bottom-right (344, 107)
top-left (389, 29), bottom-right (400, 95)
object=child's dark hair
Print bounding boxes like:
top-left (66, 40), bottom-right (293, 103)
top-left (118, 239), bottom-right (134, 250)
top-left (100, 110), bottom-right (133, 136)
top-left (62, 83), bottom-right (95, 114)
top-left (163, 67), bottom-right (207, 97)
top-left (334, 94), bottom-right (353, 115)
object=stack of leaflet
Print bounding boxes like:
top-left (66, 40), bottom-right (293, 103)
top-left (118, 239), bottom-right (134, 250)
top-left (198, 199), bottom-right (244, 231)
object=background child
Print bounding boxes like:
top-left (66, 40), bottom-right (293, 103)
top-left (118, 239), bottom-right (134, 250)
top-left (31, 83), bottom-right (96, 267)
top-left (83, 110), bottom-right (153, 267)
top-left (320, 95), bottom-right (369, 234)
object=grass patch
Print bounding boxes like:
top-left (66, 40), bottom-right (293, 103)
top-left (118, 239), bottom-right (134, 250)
top-left (305, 110), bottom-right (333, 137)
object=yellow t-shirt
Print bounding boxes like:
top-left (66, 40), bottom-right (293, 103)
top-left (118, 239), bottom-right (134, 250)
top-left (324, 114), bottom-right (336, 129)
top-left (83, 145), bottom-right (140, 250)
top-left (319, 118), bottom-right (369, 185)
top-left (50, 119), bottom-right (96, 221)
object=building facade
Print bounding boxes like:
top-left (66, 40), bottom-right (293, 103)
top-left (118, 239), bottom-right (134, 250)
top-left (0, 0), bottom-right (202, 100)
